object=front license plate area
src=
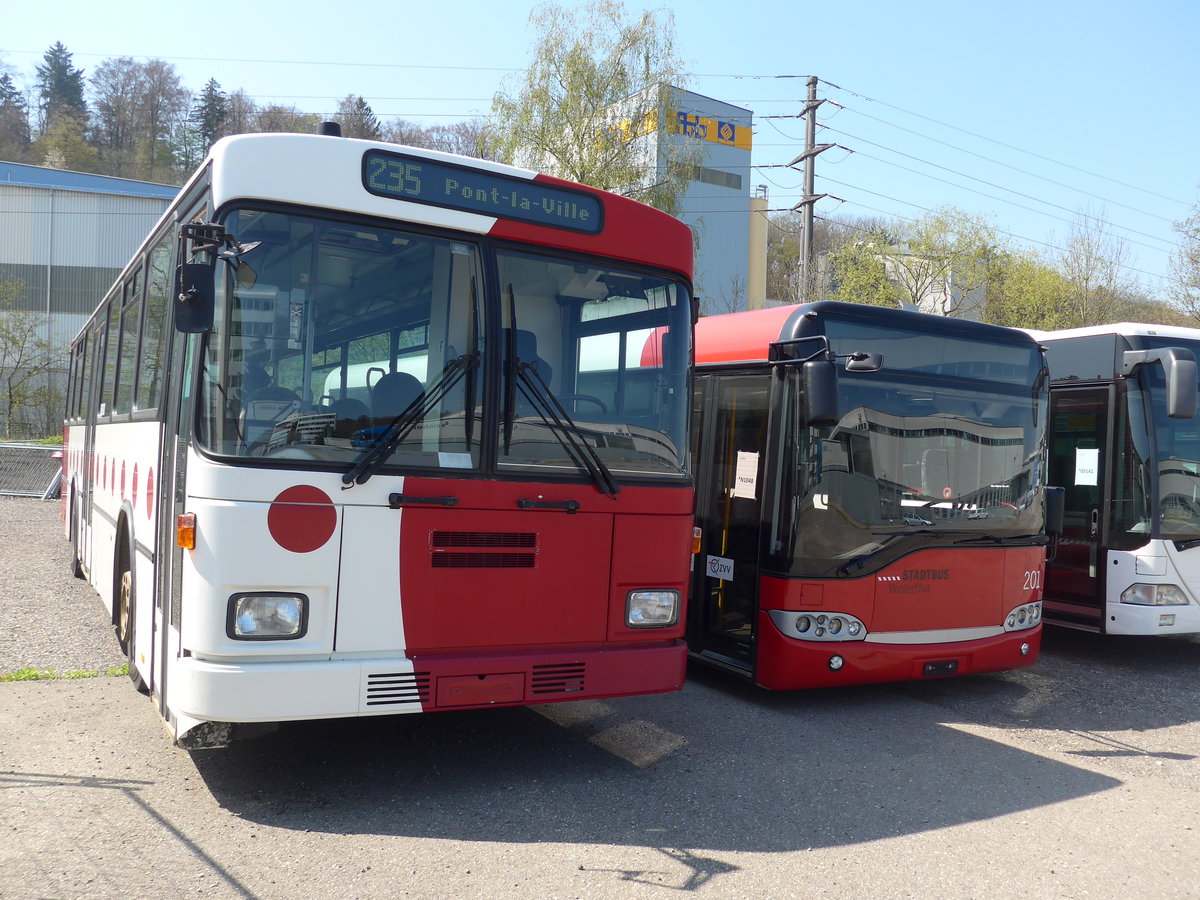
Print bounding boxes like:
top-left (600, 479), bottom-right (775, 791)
top-left (923, 660), bottom-right (959, 677)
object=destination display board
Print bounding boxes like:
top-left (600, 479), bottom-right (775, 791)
top-left (362, 149), bottom-right (603, 234)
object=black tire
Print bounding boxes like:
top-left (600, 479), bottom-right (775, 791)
top-left (69, 493), bottom-right (84, 579)
top-left (116, 551), bottom-right (149, 695)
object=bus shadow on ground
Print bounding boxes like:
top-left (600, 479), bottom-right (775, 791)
top-left (876, 626), bottom-right (1200, 741)
top-left (192, 667), bottom-right (1119, 854)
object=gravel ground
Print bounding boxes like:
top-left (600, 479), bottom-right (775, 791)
top-left (0, 496), bottom-right (126, 675)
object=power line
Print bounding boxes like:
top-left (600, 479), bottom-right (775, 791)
top-left (821, 131), bottom-right (1177, 252)
top-left (819, 78), bottom-right (1191, 209)
top-left (835, 102), bottom-right (1178, 226)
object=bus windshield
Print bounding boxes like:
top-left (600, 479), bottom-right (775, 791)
top-left (195, 206), bottom-right (691, 481)
top-left (1139, 337), bottom-right (1200, 539)
top-left (769, 323), bottom-right (1048, 578)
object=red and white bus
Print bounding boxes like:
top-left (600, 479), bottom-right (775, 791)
top-left (62, 129), bottom-right (695, 747)
top-left (688, 301), bottom-right (1055, 688)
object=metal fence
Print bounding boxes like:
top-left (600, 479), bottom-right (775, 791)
top-left (0, 443), bottom-right (63, 499)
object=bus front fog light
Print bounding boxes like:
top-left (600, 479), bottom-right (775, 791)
top-left (1020, 642), bottom-right (1030, 656)
top-left (228, 592), bottom-right (308, 640)
top-left (828, 655), bottom-right (845, 671)
top-left (1121, 583), bottom-right (1189, 606)
top-left (626, 590), bottom-right (679, 627)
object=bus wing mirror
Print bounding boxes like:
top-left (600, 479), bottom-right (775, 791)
top-left (1122, 348), bottom-right (1197, 419)
top-left (801, 360), bottom-right (839, 426)
top-left (1167, 354), bottom-right (1198, 418)
top-left (845, 352), bottom-right (883, 373)
top-left (1044, 485), bottom-right (1065, 538)
top-left (175, 262), bottom-right (215, 333)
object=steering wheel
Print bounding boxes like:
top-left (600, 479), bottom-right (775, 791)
top-left (557, 394), bottom-right (608, 414)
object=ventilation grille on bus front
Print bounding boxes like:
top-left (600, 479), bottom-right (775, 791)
top-left (530, 663), bottom-right (586, 695)
top-left (365, 670), bottom-right (431, 706)
top-left (430, 531), bottom-right (538, 568)
top-left (432, 531), bottom-right (536, 548)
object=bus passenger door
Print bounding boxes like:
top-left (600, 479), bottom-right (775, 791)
top-left (690, 374), bottom-right (770, 670)
top-left (1044, 386), bottom-right (1111, 630)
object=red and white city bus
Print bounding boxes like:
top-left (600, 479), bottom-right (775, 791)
top-left (687, 301), bottom-right (1057, 688)
top-left (62, 129), bottom-right (695, 747)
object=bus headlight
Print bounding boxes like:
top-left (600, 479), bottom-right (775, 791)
top-left (768, 610), bottom-right (867, 642)
top-left (228, 592), bottom-right (308, 640)
top-left (1121, 583), bottom-right (1190, 606)
top-left (626, 590), bottom-right (679, 627)
top-left (1003, 601), bottom-right (1042, 632)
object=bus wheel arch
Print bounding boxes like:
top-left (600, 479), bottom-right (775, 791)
top-left (113, 514), bottom-right (148, 694)
top-left (68, 483), bottom-right (84, 579)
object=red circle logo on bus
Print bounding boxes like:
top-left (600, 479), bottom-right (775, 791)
top-left (146, 468), bottom-right (154, 519)
top-left (267, 485), bottom-right (337, 554)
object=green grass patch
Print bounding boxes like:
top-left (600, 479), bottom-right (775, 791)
top-left (0, 665), bottom-right (128, 682)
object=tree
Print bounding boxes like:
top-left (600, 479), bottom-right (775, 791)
top-left (191, 78), bottom-right (228, 155)
top-left (981, 249), bottom-right (1072, 330)
top-left (1169, 201), bottom-right (1200, 321)
top-left (491, 0), bottom-right (695, 212)
top-left (0, 73), bottom-right (31, 162)
top-left (765, 211), bottom-right (804, 305)
top-left (1058, 206), bottom-right (1131, 326)
top-left (336, 95), bottom-right (381, 140)
top-left (765, 212), bottom-right (885, 305)
top-left (0, 280), bottom-right (62, 440)
top-left (429, 118), bottom-right (503, 160)
top-left (224, 89), bottom-right (257, 136)
top-left (254, 103), bottom-right (320, 135)
top-left (886, 208), bottom-right (1000, 317)
top-left (138, 59), bottom-right (190, 181)
top-left (35, 42), bottom-right (87, 133)
top-left (89, 56), bottom-right (142, 176)
top-left (88, 57), bottom-right (188, 180)
top-left (34, 112), bottom-right (99, 172)
top-left (827, 228), bottom-right (907, 308)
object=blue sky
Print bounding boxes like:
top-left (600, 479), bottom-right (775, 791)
top-left (4, 0), bottom-right (1198, 292)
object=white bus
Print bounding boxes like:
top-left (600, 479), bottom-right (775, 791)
top-left (62, 129), bottom-right (696, 747)
top-left (1034, 323), bottom-right (1200, 634)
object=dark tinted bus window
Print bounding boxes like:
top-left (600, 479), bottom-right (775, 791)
top-left (137, 235), bottom-right (172, 411)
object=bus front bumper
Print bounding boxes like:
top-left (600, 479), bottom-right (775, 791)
top-left (171, 641), bottom-right (687, 723)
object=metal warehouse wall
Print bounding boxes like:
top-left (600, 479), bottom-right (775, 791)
top-left (0, 166), bottom-right (177, 434)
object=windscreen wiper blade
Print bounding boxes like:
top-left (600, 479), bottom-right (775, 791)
top-left (953, 534), bottom-right (1048, 546)
top-left (515, 361), bottom-right (619, 499)
top-left (341, 352), bottom-right (479, 489)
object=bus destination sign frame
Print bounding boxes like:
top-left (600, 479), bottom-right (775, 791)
top-left (362, 149), bottom-right (604, 235)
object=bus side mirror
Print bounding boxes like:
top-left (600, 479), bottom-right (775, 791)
top-left (175, 262), bottom-right (216, 333)
top-left (1044, 485), bottom-right (1065, 538)
top-left (801, 360), bottom-right (839, 426)
top-left (1166, 354), bottom-right (1198, 419)
top-left (1122, 348), bottom-right (1197, 419)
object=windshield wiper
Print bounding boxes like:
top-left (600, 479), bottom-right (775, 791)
top-left (514, 360), bottom-right (620, 499)
top-left (953, 533), bottom-right (1048, 546)
top-left (341, 352), bottom-right (480, 489)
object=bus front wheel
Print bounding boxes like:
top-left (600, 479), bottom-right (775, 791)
top-left (115, 555), bottom-right (149, 695)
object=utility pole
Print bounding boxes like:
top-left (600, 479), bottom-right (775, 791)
top-left (789, 76), bottom-right (834, 302)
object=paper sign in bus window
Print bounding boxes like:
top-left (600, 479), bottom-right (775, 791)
top-left (1075, 448), bottom-right (1099, 486)
top-left (733, 451), bottom-right (759, 499)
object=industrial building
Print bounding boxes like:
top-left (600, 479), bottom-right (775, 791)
top-left (0, 162), bottom-right (177, 353)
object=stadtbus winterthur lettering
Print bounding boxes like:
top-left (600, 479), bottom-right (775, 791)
top-left (363, 150), bottom-right (603, 234)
